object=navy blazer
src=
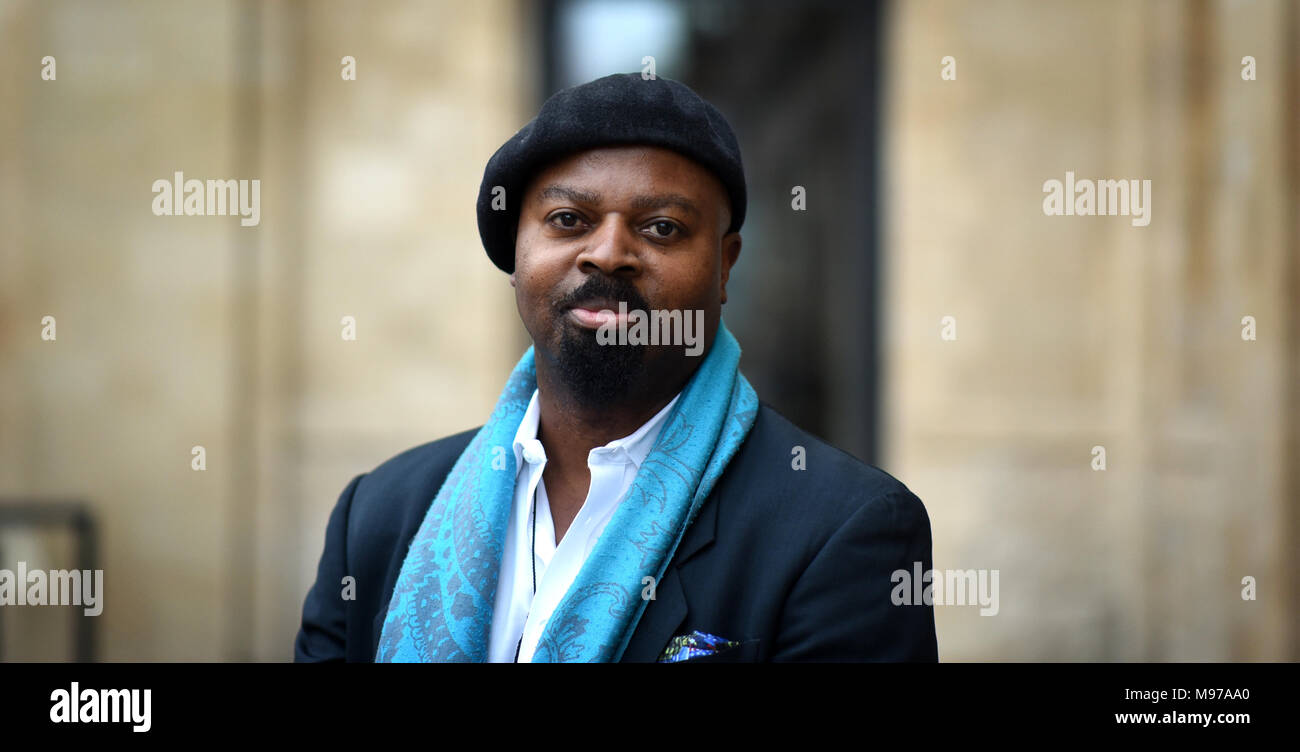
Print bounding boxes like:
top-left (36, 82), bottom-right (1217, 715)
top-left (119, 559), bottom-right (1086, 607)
top-left (294, 402), bottom-right (938, 662)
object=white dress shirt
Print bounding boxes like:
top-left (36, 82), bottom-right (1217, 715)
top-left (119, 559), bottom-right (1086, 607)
top-left (487, 387), bottom-right (682, 662)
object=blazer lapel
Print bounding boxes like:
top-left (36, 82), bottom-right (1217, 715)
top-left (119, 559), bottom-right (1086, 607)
top-left (619, 492), bottom-right (720, 662)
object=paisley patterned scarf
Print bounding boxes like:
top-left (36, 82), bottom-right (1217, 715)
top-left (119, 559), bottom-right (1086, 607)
top-left (376, 322), bottom-right (757, 662)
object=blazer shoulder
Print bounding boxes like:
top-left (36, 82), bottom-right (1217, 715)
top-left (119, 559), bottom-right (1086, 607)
top-left (365, 426), bottom-right (479, 484)
top-left (347, 426), bottom-right (480, 524)
top-left (737, 402), bottom-right (928, 529)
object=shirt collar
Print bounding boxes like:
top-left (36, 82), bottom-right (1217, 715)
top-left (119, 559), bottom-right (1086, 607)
top-left (511, 388), bottom-right (682, 475)
top-left (511, 390), bottom-right (544, 474)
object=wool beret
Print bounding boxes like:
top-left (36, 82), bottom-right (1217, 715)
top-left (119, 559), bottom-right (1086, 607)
top-left (476, 72), bottom-right (747, 273)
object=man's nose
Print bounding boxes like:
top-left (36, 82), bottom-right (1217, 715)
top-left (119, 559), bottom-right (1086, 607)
top-left (575, 215), bottom-right (641, 276)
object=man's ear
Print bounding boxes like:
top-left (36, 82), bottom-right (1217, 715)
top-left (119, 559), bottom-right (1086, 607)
top-left (719, 232), bottom-right (742, 304)
top-left (509, 272), bottom-right (517, 288)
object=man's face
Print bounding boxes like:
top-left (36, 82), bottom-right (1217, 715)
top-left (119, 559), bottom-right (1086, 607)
top-left (512, 145), bottom-right (742, 406)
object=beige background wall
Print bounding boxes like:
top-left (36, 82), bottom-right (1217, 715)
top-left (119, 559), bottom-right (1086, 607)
top-left (0, 0), bottom-right (527, 661)
top-left (883, 0), bottom-right (1297, 660)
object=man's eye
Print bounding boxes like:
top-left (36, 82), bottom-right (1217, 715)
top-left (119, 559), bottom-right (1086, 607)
top-left (647, 220), bottom-right (678, 238)
top-left (551, 212), bottom-right (582, 229)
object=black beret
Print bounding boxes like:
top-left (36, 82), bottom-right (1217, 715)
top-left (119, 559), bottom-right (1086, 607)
top-left (476, 72), bottom-right (746, 273)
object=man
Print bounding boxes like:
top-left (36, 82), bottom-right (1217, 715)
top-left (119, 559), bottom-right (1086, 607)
top-left (295, 72), bottom-right (937, 663)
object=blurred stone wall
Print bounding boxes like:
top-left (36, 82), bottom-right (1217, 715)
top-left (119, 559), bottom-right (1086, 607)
top-left (883, 0), bottom-right (1298, 660)
top-left (0, 0), bottom-right (528, 660)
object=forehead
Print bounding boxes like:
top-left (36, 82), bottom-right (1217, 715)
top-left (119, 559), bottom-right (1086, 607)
top-left (525, 145), bottom-right (726, 208)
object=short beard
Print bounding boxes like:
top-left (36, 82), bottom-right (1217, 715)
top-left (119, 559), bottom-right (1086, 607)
top-left (550, 275), bottom-right (650, 407)
top-left (554, 325), bottom-right (645, 407)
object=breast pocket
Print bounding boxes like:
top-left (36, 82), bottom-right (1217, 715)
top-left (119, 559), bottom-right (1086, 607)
top-left (673, 638), bottom-right (762, 663)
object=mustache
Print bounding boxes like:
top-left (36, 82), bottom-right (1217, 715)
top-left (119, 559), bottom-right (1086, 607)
top-left (554, 275), bottom-right (650, 313)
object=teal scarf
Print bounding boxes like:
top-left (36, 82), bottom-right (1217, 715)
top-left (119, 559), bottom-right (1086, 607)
top-left (375, 323), bottom-right (757, 662)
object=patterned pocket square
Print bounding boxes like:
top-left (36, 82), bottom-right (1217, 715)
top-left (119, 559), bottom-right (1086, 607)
top-left (658, 630), bottom-right (741, 663)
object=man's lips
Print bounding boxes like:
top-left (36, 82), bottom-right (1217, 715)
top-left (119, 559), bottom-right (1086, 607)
top-left (565, 299), bottom-right (630, 329)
